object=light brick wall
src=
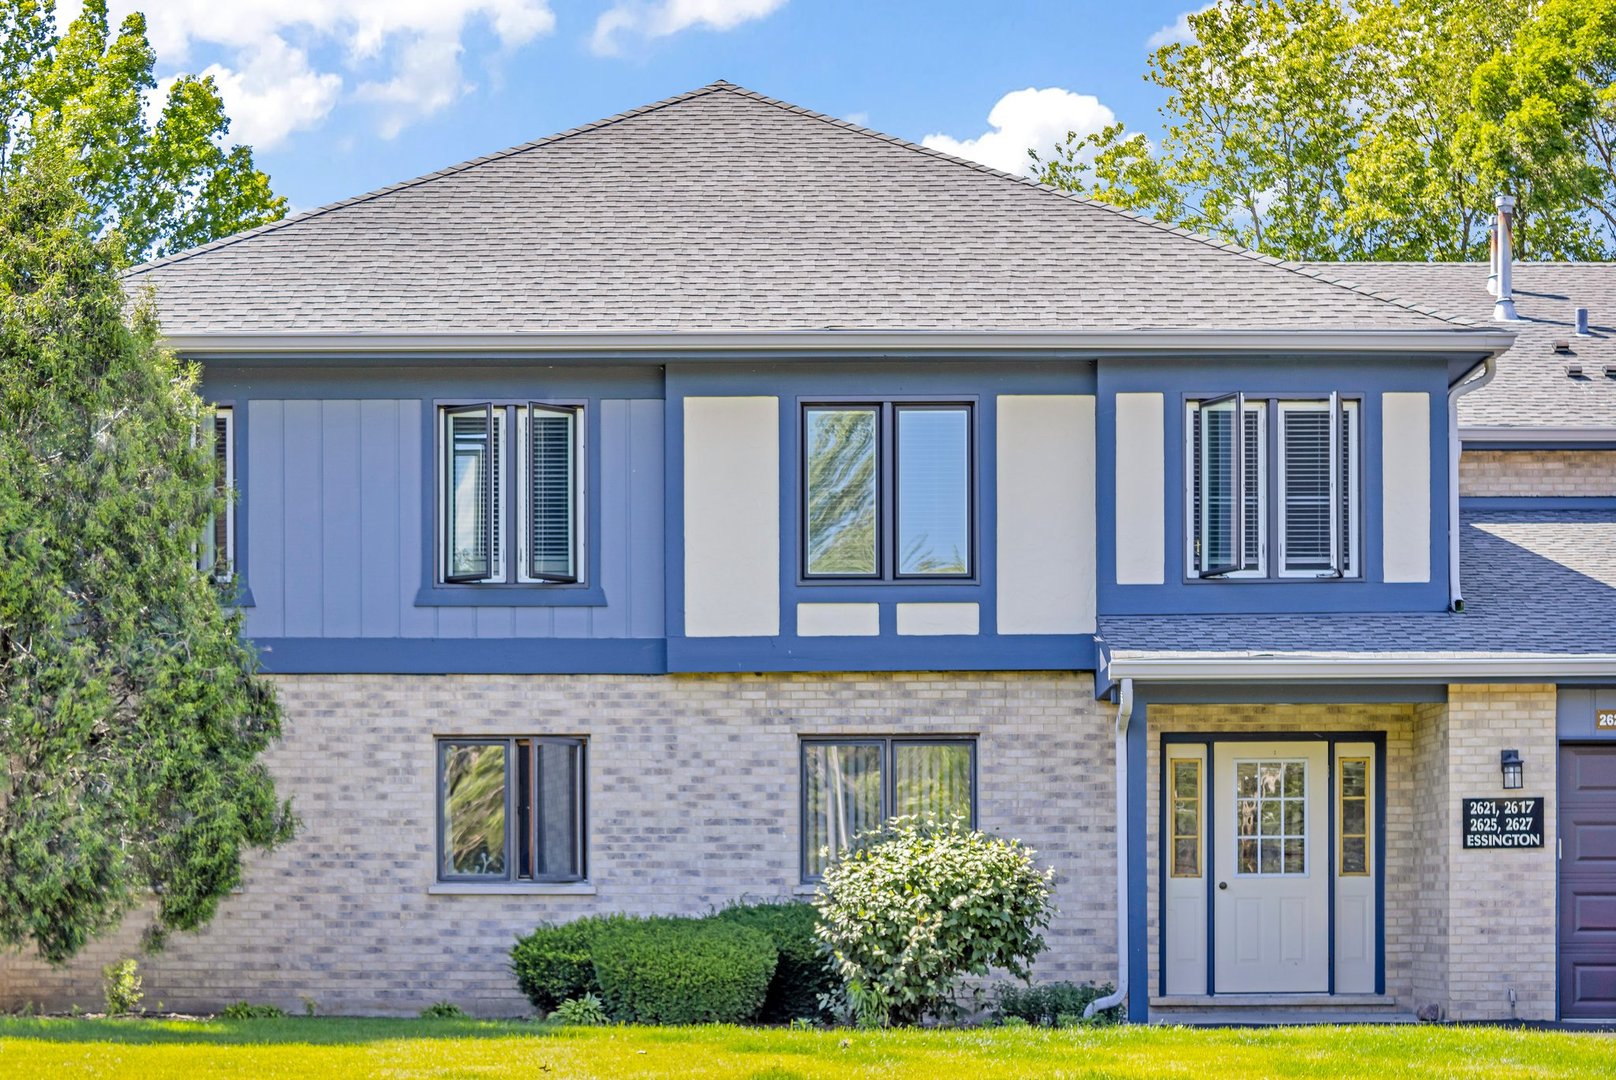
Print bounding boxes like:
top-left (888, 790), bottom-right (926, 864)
top-left (0, 671), bottom-right (1115, 1017)
top-left (1410, 700), bottom-right (1449, 1013)
top-left (1144, 703), bottom-right (1419, 1010)
top-left (1437, 684), bottom-right (1558, 1021)
top-left (1460, 450), bottom-right (1616, 497)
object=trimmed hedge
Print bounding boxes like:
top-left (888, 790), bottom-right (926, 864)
top-left (511, 914), bottom-right (627, 1013)
top-left (591, 916), bottom-right (778, 1025)
top-left (711, 902), bottom-right (836, 1023)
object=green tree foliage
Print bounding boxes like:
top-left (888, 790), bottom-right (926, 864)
top-left (0, 0), bottom-right (285, 263)
top-left (1037, 0), bottom-right (1612, 260)
top-left (0, 145), bottom-right (293, 964)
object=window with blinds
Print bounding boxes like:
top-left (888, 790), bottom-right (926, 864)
top-left (440, 403), bottom-right (583, 585)
top-left (200, 406), bottom-right (234, 581)
top-left (802, 401), bottom-right (973, 580)
top-left (1186, 394), bottom-right (1358, 580)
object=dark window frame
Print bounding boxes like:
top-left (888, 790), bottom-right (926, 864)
top-left (436, 400), bottom-right (588, 588)
top-left (201, 405), bottom-right (235, 583)
top-left (1182, 391), bottom-right (1364, 584)
top-left (798, 735), bottom-right (978, 883)
top-left (435, 735), bottom-right (587, 884)
top-left (798, 399), bottom-right (978, 584)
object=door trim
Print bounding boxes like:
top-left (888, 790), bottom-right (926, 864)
top-left (1159, 730), bottom-right (1387, 998)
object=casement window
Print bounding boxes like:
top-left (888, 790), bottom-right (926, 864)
top-left (437, 737), bottom-right (586, 883)
top-left (200, 406), bottom-right (234, 582)
top-left (1185, 395), bottom-right (1359, 580)
top-left (800, 737), bottom-right (976, 880)
top-left (802, 402), bottom-right (973, 579)
top-left (439, 403), bottom-right (583, 585)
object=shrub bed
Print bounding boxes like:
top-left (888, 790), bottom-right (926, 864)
top-left (592, 917), bottom-right (777, 1025)
top-left (511, 914), bottom-right (627, 1012)
top-left (711, 901), bottom-right (836, 1023)
top-left (993, 980), bottom-right (1123, 1026)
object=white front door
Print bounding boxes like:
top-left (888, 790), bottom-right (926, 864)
top-left (1213, 741), bottom-right (1330, 993)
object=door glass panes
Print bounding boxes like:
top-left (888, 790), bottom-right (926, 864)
top-left (1340, 758), bottom-right (1369, 876)
top-left (896, 407), bottom-right (970, 575)
top-left (440, 742), bottom-right (507, 877)
top-left (1170, 759), bottom-right (1202, 877)
top-left (805, 407), bottom-right (879, 575)
top-left (893, 742), bottom-right (973, 823)
top-left (1235, 760), bottom-right (1306, 875)
top-left (803, 743), bottom-right (883, 878)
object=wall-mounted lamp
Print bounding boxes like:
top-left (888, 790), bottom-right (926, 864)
top-left (1500, 749), bottom-right (1524, 791)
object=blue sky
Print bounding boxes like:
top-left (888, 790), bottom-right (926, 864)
top-left (78, 1), bottom-right (1203, 212)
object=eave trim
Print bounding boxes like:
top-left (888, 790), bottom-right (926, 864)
top-left (160, 328), bottom-right (1519, 358)
top-left (1461, 425), bottom-right (1616, 444)
top-left (1105, 654), bottom-right (1616, 682)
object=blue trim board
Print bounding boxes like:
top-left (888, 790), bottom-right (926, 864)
top-left (253, 637), bottom-right (665, 674)
top-left (1128, 705), bottom-right (1148, 1023)
top-left (668, 634), bottom-right (1097, 674)
top-left (1462, 497), bottom-right (1616, 512)
top-left (1151, 728), bottom-right (1388, 1008)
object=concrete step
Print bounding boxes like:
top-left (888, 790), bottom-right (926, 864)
top-left (1150, 994), bottom-right (1415, 1026)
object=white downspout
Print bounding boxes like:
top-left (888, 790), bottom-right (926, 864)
top-left (1447, 358), bottom-right (1496, 611)
top-left (1085, 677), bottom-right (1135, 1020)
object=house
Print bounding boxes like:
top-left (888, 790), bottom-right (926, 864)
top-left (0, 82), bottom-right (1611, 1024)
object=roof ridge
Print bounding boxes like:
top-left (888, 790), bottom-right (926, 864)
top-left (706, 82), bottom-right (1486, 330)
top-left (126, 80), bottom-right (741, 276)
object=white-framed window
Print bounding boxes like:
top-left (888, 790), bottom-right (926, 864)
top-left (438, 402), bottom-right (583, 585)
top-left (1185, 394), bottom-right (1358, 580)
top-left (201, 406), bottom-right (234, 582)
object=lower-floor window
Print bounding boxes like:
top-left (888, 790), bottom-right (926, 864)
top-left (800, 737), bottom-right (976, 881)
top-left (437, 736), bottom-right (586, 883)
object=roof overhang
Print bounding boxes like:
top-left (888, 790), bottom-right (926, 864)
top-left (159, 327), bottom-right (1519, 359)
top-left (1104, 653), bottom-right (1616, 682)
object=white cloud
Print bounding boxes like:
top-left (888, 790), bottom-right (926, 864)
top-left (921, 87), bottom-right (1115, 177)
top-left (59, 1), bottom-right (556, 143)
top-left (843, 111), bottom-right (870, 127)
top-left (1147, 4), bottom-right (1215, 49)
top-left (591, 0), bottom-right (786, 57)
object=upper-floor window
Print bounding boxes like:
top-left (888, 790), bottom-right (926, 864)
top-left (439, 403), bottom-right (583, 585)
top-left (1185, 394), bottom-right (1359, 580)
top-left (801, 402), bottom-right (973, 579)
top-left (200, 406), bottom-right (234, 582)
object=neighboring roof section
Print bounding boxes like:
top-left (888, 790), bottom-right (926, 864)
top-left (1303, 262), bottom-right (1616, 433)
top-left (131, 82), bottom-right (1493, 339)
top-left (1099, 509), bottom-right (1616, 678)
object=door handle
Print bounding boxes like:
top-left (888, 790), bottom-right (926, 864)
top-left (1218, 881), bottom-right (1228, 890)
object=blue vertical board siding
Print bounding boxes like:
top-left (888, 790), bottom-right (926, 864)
top-left (592, 399), bottom-right (630, 639)
top-left (320, 401), bottom-right (363, 638)
top-left (359, 400), bottom-right (402, 637)
top-left (281, 400), bottom-right (324, 637)
top-left (627, 398), bottom-right (665, 640)
top-left (396, 400), bottom-right (437, 638)
top-left (244, 400), bottom-right (284, 638)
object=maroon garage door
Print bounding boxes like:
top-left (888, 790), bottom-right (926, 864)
top-left (1560, 745), bottom-right (1616, 1019)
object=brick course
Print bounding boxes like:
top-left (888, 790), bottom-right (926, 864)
top-left (0, 671), bottom-right (1115, 1017)
top-left (1460, 450), bottom-right (1616, 498)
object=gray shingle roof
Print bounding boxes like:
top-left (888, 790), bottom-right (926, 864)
top-left (130, 82), bottom-right (1489, 336)
top-left (1301, 262), bottom-right (1616, 431)
top-left (1100, 509), bottom-right (1616, 661)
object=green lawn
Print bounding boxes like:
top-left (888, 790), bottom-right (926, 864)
top-left (0, 1017), bottom-right (1609, 1079)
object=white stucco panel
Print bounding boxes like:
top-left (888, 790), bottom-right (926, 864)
top-left (796, 602), bottom-right (880, 637)
top-left (996, 394), bottom-right (1096, 635)
top-left (683, 396), bottom-right (779, 636)
top-left (1114, 392), bottom-right (1166, 585)
top-left (1381, 392), bottom-right (1431, 584)
top-left (896, 602), bottom-right (980, 636)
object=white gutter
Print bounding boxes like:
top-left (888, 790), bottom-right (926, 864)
top-left (1461, 425), bottom-right (1616, 445)
top-left (1085, 677), bottom-right (1134, 1021)
top-left (1447, 357), bottom-right (1496, 611)
top-left (1105, 654), bottom-right (1616, 682)
top-left (158, 327), bottom-right (1519, 357)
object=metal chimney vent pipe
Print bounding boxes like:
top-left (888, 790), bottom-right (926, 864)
top-left (1576, 307), bottom-right (1591, 336)
top-left (1493, 194), bottom-right (1519, 321)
